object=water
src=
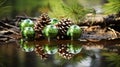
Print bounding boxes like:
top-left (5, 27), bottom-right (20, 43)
top-left (0, 39), bottom-right (120, 67)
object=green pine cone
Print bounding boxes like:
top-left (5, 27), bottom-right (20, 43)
top-left (50, 18), bottom-right (59, 25)
top-left (22, 27), bottom-right (35, 40)
top-left (67, 25), bottom-right (82, 39)
top-left (42, 25), bottom-right (58, 38)
top-left (20, 19), bottom-right (34, 31)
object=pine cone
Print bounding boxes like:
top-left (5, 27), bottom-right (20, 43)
top-left (58, 44), bottom-right (74, 59)
top-left (56, 18), bottom-right (73, 39)
top-left (34, 13), bottom-right (51, 39)
top-left (35, 45), bottom-right (48, 59)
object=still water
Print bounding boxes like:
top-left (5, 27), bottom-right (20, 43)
top-left (0, 39), bottom-right (120, 67)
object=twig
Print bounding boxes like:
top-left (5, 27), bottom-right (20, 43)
top-left (0, 34), bottom-right (15, 40)
top-left (0, 29), bottom-right (19, 35)
top-left (0, 21), bottom-right (19, 30)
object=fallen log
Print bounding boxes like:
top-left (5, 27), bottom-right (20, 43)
top-left (15, 15), bottom-right (120, 28)
top-left (80, 26), bottom-right (120, 42)
top-left (78, 14), bottom-right (120, 27)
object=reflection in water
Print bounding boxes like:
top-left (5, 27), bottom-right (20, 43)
top-left (18, 39), bottom-right (89, 67)
top-left (34, 41), bottom-right (85, 60)
top-left (44, 44), bottom-right (58, 54)
top-left (67, 43), bottom-right (83, 54)
top-left (0, 39), bottom-right (120, 67)
top-left (19, 39), bottom-right (35, 52)
top-left (58, 43), bottom-right (83, 59)
top-left (35, 45), bottom-right (49, 60)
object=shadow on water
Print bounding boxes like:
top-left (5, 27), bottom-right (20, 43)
top-left (0, 39), bottom-right (120, 67)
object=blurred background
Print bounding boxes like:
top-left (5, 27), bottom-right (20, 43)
top-left (0, 0), bottom-right (108, 21)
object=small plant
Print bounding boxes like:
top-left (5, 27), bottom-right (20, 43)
top-left (103, 0), bottom-right (120, 15)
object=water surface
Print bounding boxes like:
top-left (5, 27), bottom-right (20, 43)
top-left (0, 39), bottom-right (120, 67)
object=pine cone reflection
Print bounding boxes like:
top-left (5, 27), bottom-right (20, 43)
top-left (35, 45), bottom-right (48, 59)
top-left (58, 44), bottom-right (74, 59)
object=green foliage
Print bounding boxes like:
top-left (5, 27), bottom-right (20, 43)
top-left (0, 0), bottom-right (12, 18)
top-left (0, 0), bottom-right (50, 17)
top-left (12, 0), bottom-right (49, 16)
top-left (63, 0), bottom-right (91, 23)
top-left (48, 0), bottom-right (67, 19)
top-left (0, 0), bottom-right (94, 21)
top-left (103, 0), bottom-right (120, 14)
top-left (102, 52), bottom-right (120, 67)
top-left (48, 0), bottom-right (93, 23)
